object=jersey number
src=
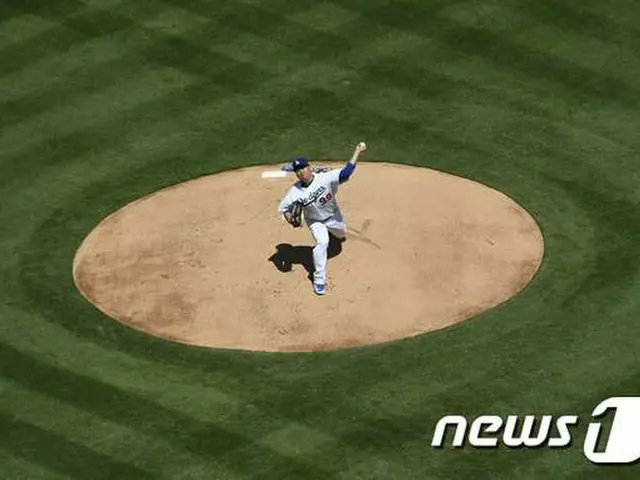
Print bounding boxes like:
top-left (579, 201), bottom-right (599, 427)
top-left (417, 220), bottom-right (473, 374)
top-left (318, 192), bottom-right (333, 205)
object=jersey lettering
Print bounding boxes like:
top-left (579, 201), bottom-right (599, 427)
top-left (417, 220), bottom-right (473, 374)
top-left (301, 186), bottom-right (327, 206)
top-left (318, 192), bottom-right (333, 205)
top-left (278, 169), bottom-right (342, 222)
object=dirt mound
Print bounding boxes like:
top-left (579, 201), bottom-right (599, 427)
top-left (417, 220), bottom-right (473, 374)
top-left (72, 162), bottom-right (544, 352)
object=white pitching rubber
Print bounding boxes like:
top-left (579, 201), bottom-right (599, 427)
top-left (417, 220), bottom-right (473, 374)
top-left (261, 171), bottom-right (288, 178)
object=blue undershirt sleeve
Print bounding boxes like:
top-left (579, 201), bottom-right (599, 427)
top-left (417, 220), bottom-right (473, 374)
top-left (338, 162), bottom-right (356, 183)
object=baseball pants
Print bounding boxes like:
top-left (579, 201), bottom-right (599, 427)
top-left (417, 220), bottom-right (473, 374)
top-left (308, 215), bottom-right (346, 285)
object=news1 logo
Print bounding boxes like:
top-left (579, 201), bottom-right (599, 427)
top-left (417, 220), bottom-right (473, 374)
top-left (431, 396), bottom-right (640, 464)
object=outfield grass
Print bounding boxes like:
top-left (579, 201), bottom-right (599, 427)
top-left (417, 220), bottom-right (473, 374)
top-left (1, 0), bottom-right (639, 478)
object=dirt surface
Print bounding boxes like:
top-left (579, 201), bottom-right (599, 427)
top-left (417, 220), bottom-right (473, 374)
top-left (72, 162), bottom-right (544, 352)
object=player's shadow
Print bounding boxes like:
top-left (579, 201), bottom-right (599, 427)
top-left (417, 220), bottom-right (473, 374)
top-left (267, 235), bottom-right (344, 283)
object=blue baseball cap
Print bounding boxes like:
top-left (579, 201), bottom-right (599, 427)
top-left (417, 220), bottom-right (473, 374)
top-left (291, 157), bottom-right (309, 171)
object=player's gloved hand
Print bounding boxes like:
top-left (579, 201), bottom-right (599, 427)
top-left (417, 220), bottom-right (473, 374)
top-left (287, 201), bottom-right (303, 228)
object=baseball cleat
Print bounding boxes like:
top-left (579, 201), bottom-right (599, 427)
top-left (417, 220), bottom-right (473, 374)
top-left (313, 283), bottom-right (326, 295)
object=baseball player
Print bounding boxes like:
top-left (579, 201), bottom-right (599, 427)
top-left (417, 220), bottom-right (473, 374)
top-left (278, 141), bottom-right (367, 295)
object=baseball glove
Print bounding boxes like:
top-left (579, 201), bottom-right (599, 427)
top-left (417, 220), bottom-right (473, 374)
top-left (288, 201), bottom-right (303, 228)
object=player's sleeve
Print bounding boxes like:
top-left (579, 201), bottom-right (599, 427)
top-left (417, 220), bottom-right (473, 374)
top-left (338, 161), bottom-right (356, 184)
top-left (323, 168), bottom-right (341, 190)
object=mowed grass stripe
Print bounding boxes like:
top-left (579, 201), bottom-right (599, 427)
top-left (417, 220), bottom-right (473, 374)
top-left (0, 71), bottom-right (263, 193)
top-left (0, 66), bottom-right (199, 161)
top-left (0, 308), bottom-right (352, 479)
top-left (538, 173), bottom-right (640, 307)
top-left (195, 286), bottom-right (605, 470)
top-left (0, 14), bottom-right (214, 124)
top-left (0, 69), bottom-right (344, 227)
top-left (214, 16), bottom-right (496, 157)
top-left (0, 1), bottom-right (275, 147)
top-left (157, 0), bottom-right (430, 86)
top-left (0, 123), bottom-right (197, 260)
top-left (0, 2), bottom-right (259, 113)
top-left (0, 378), bottom-right (228, 478)
top-left (225, 0), bottom-right (640, 160)
top-left (442, 25), bottom-right (639, 110)
top-left (2, 0), bottom-right (450, 175)
top-left (0, 44), bottom-right (273, 188)
top-left (0, 410), bottom-right (157, 479)
top-left (0, 0), bottom-right (153, 78)
top-left (437, 5), bottom-right (640, 107)
top-left (0, 304), bottom-right (283, 440)
top-left (332, 311), bottom-right (640, 454)
top-left (232, 319), bottom-right (558, 454)
top-left (0, 342), bottom-right (340, 479)
top-left (241, 300), bottom-right (640, 475)
top-left (147, 0), bottom-right (391, 83)
top-left (1, 12), bottom-right (437, 189)
top-left (286, 27), bottom-right (624, 175)
top-left (2, 0), bottom-right (319, 90)
top-left (0, 452), bottom-right (65, 480)
top-left (0, 11), bottom-right (60, 50)
top-left (207, 5), bottom-right (638, 164)
top-left (521, 0), bottom-right (640, 52)
top-left (508, 22), bottom-right (640, 78)
top-left (1, 84), bottom-right (388, 266)
top-left (0, 29), bottom-right (280, 144)
top-left (0, 32), bottom-right (148, 103)
top-left (0, 0), bottom-right (83, 23)
top-left (328, 0), bottom-right (639, 110)
top-left (440, 0), bottom-right (640, 88)
top-left (320, 2), bottom-right (640, 176)
top-left (0, 50), bottom-right (171, 130)
top-left (0, 0), bottom-right (217, 100)
top-left (190, 306), bottom-right (632, 477)
top-left (0, 2), bottom-right (364, 175)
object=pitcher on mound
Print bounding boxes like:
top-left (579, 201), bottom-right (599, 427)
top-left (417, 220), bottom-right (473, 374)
top-left (278, 141), bottom-right (367, 295)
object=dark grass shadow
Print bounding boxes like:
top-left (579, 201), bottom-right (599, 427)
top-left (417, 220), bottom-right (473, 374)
top-left (267, 234), bottom-right (344, 283)
top-left (537, 171), bottom-right (640, 306)
top-left (0, 341), bottom-right (335, 479)
top-left (0, 410), bottom-right (157, 479)
top-left (522, 0), bottom-right (640, 47)
top-left (331, 0), bottom-right (638, 109)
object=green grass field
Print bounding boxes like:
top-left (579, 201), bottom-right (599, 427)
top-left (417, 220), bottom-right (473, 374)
top-left (1, 0), bottom-right (639, 478)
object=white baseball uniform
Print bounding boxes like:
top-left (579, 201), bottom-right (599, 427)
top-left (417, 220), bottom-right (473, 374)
top-left (278, 167), bottom-right (352, 286)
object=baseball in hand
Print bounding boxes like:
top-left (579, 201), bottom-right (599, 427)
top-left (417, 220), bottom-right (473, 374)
top-left (358, 141), bottom-right (367, 151)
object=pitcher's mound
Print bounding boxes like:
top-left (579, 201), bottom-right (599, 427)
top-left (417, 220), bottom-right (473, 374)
top-left (73, 162), bottom-right (544, 352)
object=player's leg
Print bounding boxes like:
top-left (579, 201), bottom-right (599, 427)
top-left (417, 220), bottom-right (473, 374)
top-left (308, 221), bottom-right (330, 293)
top-left (327, 224), bottom-right (347, 240)
top-left (325, 214), bottom-right (347, 241)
